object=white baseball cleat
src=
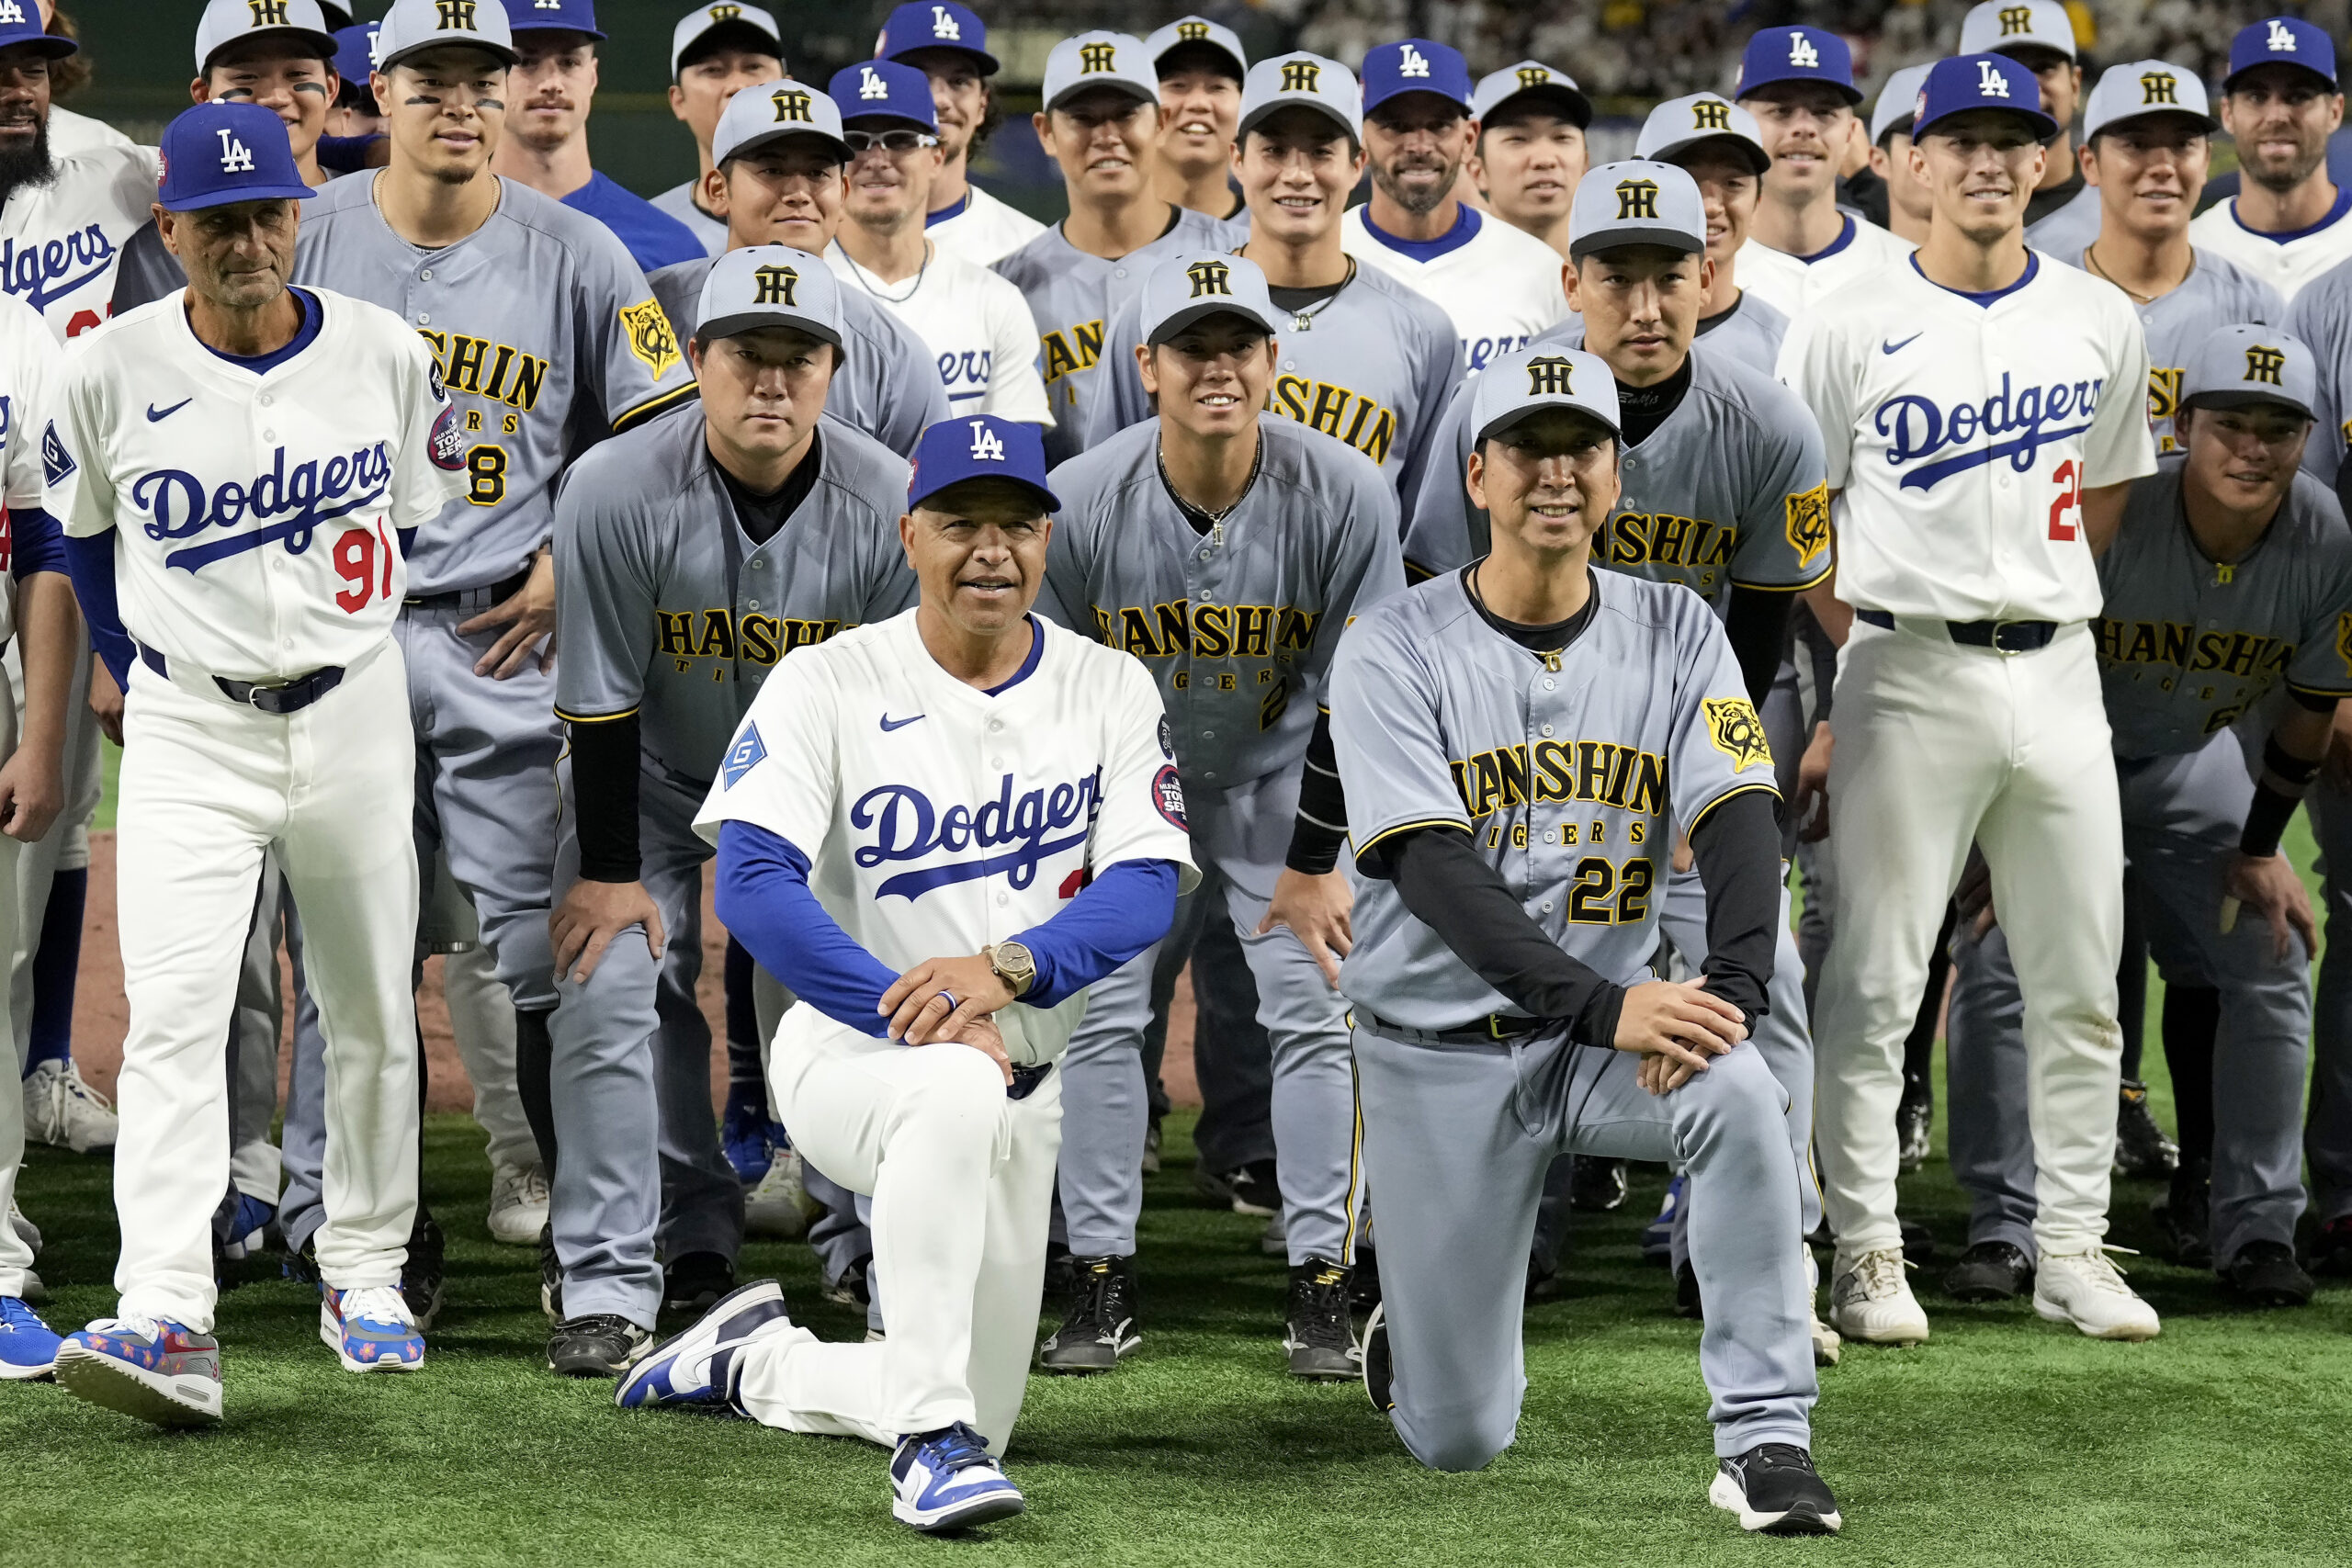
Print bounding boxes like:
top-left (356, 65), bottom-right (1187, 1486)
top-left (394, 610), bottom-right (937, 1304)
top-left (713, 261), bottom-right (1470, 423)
top-left (744, 1147), bottom-right (818, 1240)
top-left (7, 1198), bottom-right (40, 1255)
top-left (2034, 1247), bottom-right (2161, 1340)
top-left (1827, 1249), bottom-right (1929, 1345)
top-left (487, 1162), bottom-right (550, 1247)
top-left (22, 1059), bottom-right (119, 1154)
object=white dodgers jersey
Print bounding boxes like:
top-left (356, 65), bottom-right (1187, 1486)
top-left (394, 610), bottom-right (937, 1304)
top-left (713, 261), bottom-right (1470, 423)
top-left (0, 292), bottom-right (59, 644)
top-left (1341, 205), bottom-right (1572, 374)
top-left (45, 288), bottom-right (469, 682)
top-left (826, 238), bottom-right (1053, 426)
top-left (2189, 189), bottom-right (2352, 304)
top-left (695, 610), bottom-right (1198, 1067)
top-left (1779, 253), bottom-right (2155, 624)
top-left (0, 141), bottom-right (161, 342)
top-left (1736, 213), bottom-right (1913, 319)
top-left (927, 184), bottom-right (1047, 271)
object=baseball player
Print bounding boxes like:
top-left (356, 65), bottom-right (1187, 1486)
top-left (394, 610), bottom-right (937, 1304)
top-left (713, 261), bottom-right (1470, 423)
top-left (652, 2), bottom-right (782, 258)
top-left (1634, 95), bottom-right (1790, 374)
top-left (1329, 345), bottom-right (1838, 1534)
top-left (1955, 2), bottom-right (2096, 243)
top-left (1730, 27), bottom-right (1911, 320)
top-left (1781, 53), bottom-right (2159, 1346)
top-left (1147, 17), bottom-right (1246, 221)
top-left (490, 0), bottom-right (704, 276)
top-left (2190, 18), bottom-right (2352, 303)
top-left (619, 414), bottom-right (1196, 1536)
top-left (1867, 65), bottom-right (1938, 247)
top-left (876, 2), bottom-right (1044, 269)
top-left (822, 61), bottom-right (1049, 427)
top-left (1083, 53), bottom-right (1463, 502)
top-left (1940, 325), bottom-right (2348, 1311)
top-left (1037, 253), bottom-right (1403, 1377)
top-left (650, 81), bottom-right (950, 457)
top-left (325, 21), bottom-right (382, 140)
top-left (1340, 39), bottom-right (1570, 375)
top-left (992, 31), bottom-right (1235, 468)
top-left (1464, 62), bottom-right (1590, 265)
top-left (43, 103), bottom-right (466, 1426)
top-left (543, 250), bottom-right (917, 1373)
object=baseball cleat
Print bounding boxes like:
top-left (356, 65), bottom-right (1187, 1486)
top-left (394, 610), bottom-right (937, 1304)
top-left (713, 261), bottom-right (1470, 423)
top-left (7, 1197), bottom-right (40, 1255)
top-left (1894, 1072), bottom-right (1932, 1172)
top-left (548, 1314), bottom-right (653, 1378)
top-left (2222, 1241), bottom-right (2314, 1307)
top-left (2114, 1079), bottom-right (2179, 1178)
top-left (1809, 1310), bottom-right (1841, 1368)
top-left (2033, 1248), bottom-right (2160, 1340)
top-left (1361, 1303), bottom-right (1394, 1416)
top-left (1828, 1249), bottom-right (1929, 1345)
top-left (21, 1058), bottom-right (118, 1154)
top-left (401, 1211), bottom-right (447, 1331)
top-left (890, 1421), bottom-right (1025, 1533)
top-left (662, 1251), bottom-right (737, 1319)
top-left (616, 1280), bottom-right (796, 1410)
top-left (54, 1315), bottom-right (223, 1427)
top-left (1944, 1240), bottom-right (2034, 1303)
top-left (1674, 1260), bottom-right (1702, 1320)
top-left (1710, 1443), bottom-right (1842, 1535)
top-left (1642, 1174), bottom-right (1684, 1261)
top-left (1038, 1255), bottom-right (1139, 1374)
top-left (744, 1147), bottom-right (817, 1240)
top-left (487, 1162), bottom-right (550, 1247)
top-left (1568, 1156), bottom-right (1628, 1212)
top-left (320, 1286), bottom-right (425, 1372)
top-left (220, 1194), bottom-right (277, 1262)
top-left (824, 1255), bottom-right (873, 1309)
top-left (1283, 1258), bottom-right (1361, 1379)
top-left (0, 1296), bottom-right (62, 1380)
top-left (2153, 1160), bottom-right (2212, 1268)
top-left (1223, 1158), bottom-right (1280, 1218)
top-left (719, 1094), bottom-right (773, 1185)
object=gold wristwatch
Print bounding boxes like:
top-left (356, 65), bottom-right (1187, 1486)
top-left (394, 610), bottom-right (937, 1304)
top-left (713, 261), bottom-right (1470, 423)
top-left (984, 941), bottom-right (1036, 999)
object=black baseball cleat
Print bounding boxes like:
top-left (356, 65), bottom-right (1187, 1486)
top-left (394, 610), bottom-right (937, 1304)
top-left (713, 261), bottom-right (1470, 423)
top-left (824, 1254), bottom-right (873, 1309)
top-left (1283, 1258), bottom-right (1360, 1379)
top-left (662, 1252), bottom-right (737, 1319)
top-left (2223, 1240), bottom-right (2315, 1307)
top-left (1224, 1159), bottom-right (1281, 1218)
top-left (1568, 1156), bottom-right (1628, 1213)
top-left (401, 1210), bottom-right (447, 1331)
top-left (1349, 1247), bottom-right (1383, 1312)
top-left (1362, 1303), bottom-right (1394, 1416)
top-left (2114, 1079), bottom-right (2179, 1178)
top-left (1039, 1255), bottom-right (1140, 1373)
top-left (548, 1314), bottom-right (652, 1377)
top-left (1944, 1240), bottom-right (2033, 1302)
top-left (1710, 1444), bottom-right (1842, 1536)
top-left (538, 1223), bottom-right (563, 1324)
top-left (1895, 1072), bottom-right (1933, 1172)
top-left (2312, 1214), bottom-right (2352, 1277)
top-left (2152, 1159), bottom-right (2212, 1269)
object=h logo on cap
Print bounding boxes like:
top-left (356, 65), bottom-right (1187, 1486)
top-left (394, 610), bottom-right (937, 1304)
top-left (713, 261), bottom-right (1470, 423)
top-left (1281, 59), bottom-right (1320, 93)
top-left (1614, 178), bottom-right (1660, 220)
top-left (435, 0), bottom-right (479, 30)
top-left (1079, 41), bottom-right (1116, 73)
top-left (2140, 71), bottom-right (2178, 105)
top-left (709, 5), bottom-right (742, 19)
top-left (216, 127), bottom-right (256, 174)
top-left (932, 5), bottom-right (959, 39)
top-left (1517, 65), bottom-right (1550, 88)
top-left (772, 87), bottom-right (813, 122)
top-left (1998, 6), bottom-right (2033, 35)
top-left (968, 420), bottom-right (1005, 461)
top-left (1526, 356), bottom-right (1576, 396)
top-left (249, 0), bottom-right (291, 25)
top-left (2270, 17), bottom-right (2300, 51)
top-left (1691, 98), bottom-right (1730, 130)
top-left (1399, 43), bottom-right (1430, 78)
top-left (1179, 21), bottom-right (1208, 42)
top-left (752, 264), bottom-right (799, 306)
top-left (858, 65), bottom-right (888, 100)
top-left (1185, 259), bottom-right (1232, 298)
top-left (1786, 30), bottom-right (1818, 68)
top-left (1976, 58), bottom-right (2011, 96)
top-left (2245, 344), bottom-right (2288, 385)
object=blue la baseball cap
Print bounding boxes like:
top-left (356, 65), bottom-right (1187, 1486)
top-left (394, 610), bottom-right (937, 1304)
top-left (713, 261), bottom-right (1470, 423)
top-left (158, 102), bottom-right (313, 210)
top-left (2226, 17), bottom-right (2337, 91)
top-left (909, 415), bottom-right (1059, 514)
top-left (2183, 323), bottom-right (2316, 418)
top-left (831, 60), bottom-right (937, 130)
top-left (696, 244), bottom-right (847, 351)
top-left (1361, 39), bottom-right (1474, 119)
top-left (876, 2), bottom-right (998, 76)
top-left (1734, 26), bottom-right (1860, 106)
top-left (334, 22), bottom-right (379, 82)
top-left (1914, 53), bottom-right (2058, 139)
top-left (0, 5), bottom-right (74, 60)
top-left (503, 0), bottom-right (605, 41)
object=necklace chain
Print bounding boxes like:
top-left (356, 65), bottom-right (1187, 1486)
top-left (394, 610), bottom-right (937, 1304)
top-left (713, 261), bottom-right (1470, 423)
top-left (837, 238), bottom-right (930, 305)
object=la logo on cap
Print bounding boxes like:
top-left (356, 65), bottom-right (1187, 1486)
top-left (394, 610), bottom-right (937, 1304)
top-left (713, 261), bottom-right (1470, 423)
top-left (1615, 178), bottom-right (1659, 220)
top-left (1079, 40), bottom-right (1115, 73)
top-left (771, 86), bottom-right (812, 121)
top-left (216, 126), bottom-right (256, 174)
top-left (0, 2), bottom-right (25, 23)
top-left (857, 65), bottom-right (888, 99)
top-left (968, 420), bottom-right (1005, 461)
top-left (1526, 355), bottom-right (1576, 395)
top-left (1281, 59), bottom-right (1319, 92)
top-left (1998, 6), bottom-right (2032, 35)
top-left (1977, 58), bottom-right (2010, 96)
top-left (2140, 71), bottom-right (2178, 105)
top-left (752, 264), bottom-right (799, 305)
top-left (2245, 344), bottom-right (2287, 385)
top-left (2269, 17), bottom-right (2299, 50)
top-left (932, 4), bottom-right (958, 39)
top-left (1398, 43), bottom-right (1430, 78)
top-left (1691, 98), bottom-right (1730, 130)
top-left (1786, 29), bottom-right (1818, 68)
top-left (1185, 258), bottom-right (1231, 298)
top-left (435, 0), bottom-right (479, 30)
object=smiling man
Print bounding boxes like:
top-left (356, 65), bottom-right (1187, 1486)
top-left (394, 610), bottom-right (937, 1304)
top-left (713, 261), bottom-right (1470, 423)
top-left (1634, 93), bottom-right (1786, 374)
top-left (1466, 61), bottom-right (1589, 265)
top-left (1146, 16), bottom-right (1246, 220)
top-left (877, 1), bottom-right (1042, 267)
top-left (2191, 17), bottom-right (2352, 302)
top-left (1958, 0), bottom-right (2094, 246)
top-left (653, 3), bottom-right (785, 258)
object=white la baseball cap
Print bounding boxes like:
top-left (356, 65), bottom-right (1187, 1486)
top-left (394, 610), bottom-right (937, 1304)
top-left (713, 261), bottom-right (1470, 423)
top-left (1238, 52), bottom-right (1362, 144)
top-left (194, 0), bottom-right (341, 75)
top-left (671, 3), bottom-right (782, 80)
top-left (1958, 0), bottom-right (2077, 62)
top-left (1870, 62), bottom-right (1936, 145)
top-left (713, 79), bottom-right (850, 166)
top-left (1042, 32), bottom-right (1158, 115)
top-left (1471, 345), bottom-right (1622, 445)
top-left (1636, 94), bottom-right (1770, 176)
top-left (374, 0), bottom-right (516, 73)
top-left (2083, 60), bottom-right (2219, 141)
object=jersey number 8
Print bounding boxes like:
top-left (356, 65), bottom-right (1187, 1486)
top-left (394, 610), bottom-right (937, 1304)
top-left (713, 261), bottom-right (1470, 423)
top-left (467, 444), bottom-right (509, 508)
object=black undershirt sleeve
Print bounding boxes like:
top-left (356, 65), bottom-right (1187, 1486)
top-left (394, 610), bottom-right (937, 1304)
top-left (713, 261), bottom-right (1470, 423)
top-left (1722, 587), bottom-right (1795, 709)
top-left (1686, 790), bottom-right (1783, 1026)
top-left (568, 713), bottom-right (643, 884)
top-left (1382, 825), bottom-right (1626, 1047)
top-left (1285, 708), bottom-right (1348, 874)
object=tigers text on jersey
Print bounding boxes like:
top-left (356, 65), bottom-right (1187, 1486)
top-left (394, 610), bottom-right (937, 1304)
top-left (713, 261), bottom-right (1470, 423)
top-left (693, 610), bottom-right (1199, 1066)
top-left (1340, 205), bottom-right (1572, 375)
top-left (1085, 259), bottom-right (1464, 501)
top-left (2189, 187), bottom-right (2352, 304)
top-left (294, 174), bottom-right (698, 597)
top-left (44, 287), bottom-right (466, 682)
top-left (2059, 245), bottom-right (2283, 455)
top-left (1043, 416), bottom-right (1403, 791)
top-left (1779, 253), bottom-right (2156, 624)
top-left (824, 239), bottom-right (1052, 426)
top-left (1733, 213), bottom-right (1913, 319)
top-left (2285, 252), bottom-right (2352, 486)
top-left (553, 408), bottom-right (918, 779)
top-left (990, 206), bottom-right (1239, 467)
top-left (927, 183), bottom-right (1048, 270)
top-left (1329, 570), bottom-right (1777, 1031)
top-left (1406, 339), bottom-right (1831, 596)
top-left (0, 292), bottom-right (58, 643)
top-left (653, 253), bottom-right (951, 457)
top-left (650, 180), bottom-right (729, 259)
top-left (2097, 458), bottom-right (2352, 758)
top-left (0, 141), bottom-right (160, 342)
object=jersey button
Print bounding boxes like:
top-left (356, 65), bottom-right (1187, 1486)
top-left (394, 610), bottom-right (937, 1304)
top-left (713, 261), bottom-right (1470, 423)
top-left (421, 269), bottom-right (434, 281)
top-left (1543, 678), bottom-right (1555, 690)
top-left (750, 558), bottom-right (764, 569)
top-left (1202, 730), bottom-right (1215, 739)
top-left (1541, 724), bottom-right (1554, 736)
top-left (417, 313), bottom-right (431, 325)
top-left (259, 394), bottom-right (274, 406)
top-left (1540, 900), bottom-right (1555, 913)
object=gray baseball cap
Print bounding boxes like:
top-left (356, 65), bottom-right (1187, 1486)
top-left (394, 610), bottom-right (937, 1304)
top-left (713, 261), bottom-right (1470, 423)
top-left (1238, 51), bottom-right (1362, 144)
top-left (2083, 60), bottom-right (2220, 140)
top-left (671, 3), bottom-right (781, 78)
top-left (1472, 345), bottom-right (1622, 444)
top-left (1870, 62), bottom-right (1935, 145)
top-left (374, 0), bottom-right (517, 72)
top-left (1636, 94), bottom-right (1770, 176)
top-left (2181, 323), bottom-right (2315, 419)
top-left (195, 0), bottom-right (341, 75)
top-left (1146, 17), bottom-right (1247, 80)
top-left (1471, 60), bottom-right (1592, 129)
top-left (696, 244), bottom-right (848, 352)
top-left (1568, 160), bottom-right (1707, 259)
top-left (714, 79), bottom-right (850, 166)
top-left (1042, 31), bottom-right (1158, 114)
top-left (1958, 0), bottom-right (2077, 62)
top-left (1140, 252), bottom-right (1279, 344)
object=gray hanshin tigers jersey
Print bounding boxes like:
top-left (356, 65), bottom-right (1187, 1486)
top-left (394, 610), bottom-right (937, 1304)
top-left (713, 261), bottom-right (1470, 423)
top-left (2287, 253), bottom-right (2352, 486)
top-left (1329, 570), bottom-right (1779, 1031)
top-left (2096, 457), bottom-right (2352, 759)
top-left (552, 408), bottom-right (918, 780)
top-left (1042, 415), bottom-right (1404, 790)
top-left (1081, 257), bottom-right (1464, 501)
top-left (650, 254), bottom-right (950, 458)
top-left (2057, 244), bottom-right (2284, 457)
top-left (1403, 341), bottom-right (1831, 601)
top-left (292, 174), bottom-right (698, 595)
top-left (990, 208), bottom-right (1240, 468)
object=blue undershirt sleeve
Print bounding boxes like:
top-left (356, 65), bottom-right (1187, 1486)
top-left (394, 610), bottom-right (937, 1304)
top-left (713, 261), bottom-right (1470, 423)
top-left (714, 820), bottom-right (897, 1039)
top-left (1012, 859), bottom-right (1180, 1007)
top-left (61, 529), bottom-right (134, 691)
top-left (11, 504), bottom-right (64, 581)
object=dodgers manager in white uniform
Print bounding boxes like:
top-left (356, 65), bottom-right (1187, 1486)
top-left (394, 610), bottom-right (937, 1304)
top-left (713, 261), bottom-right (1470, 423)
top-left (617, 412), bottom-right (1195, 1536)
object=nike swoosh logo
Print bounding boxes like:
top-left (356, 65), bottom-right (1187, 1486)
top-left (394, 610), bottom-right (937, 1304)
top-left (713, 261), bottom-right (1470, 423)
top-left (1881, 334), bottom-right (1922, 355)
top-left (145, 399), bottom-right (192, 422)
top-left (879, 713), bottom-right (923, 732)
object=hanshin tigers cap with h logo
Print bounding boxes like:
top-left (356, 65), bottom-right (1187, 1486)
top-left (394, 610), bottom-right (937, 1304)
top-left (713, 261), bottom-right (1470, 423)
top-left (713, 78), bottom-right (850, 166)
top-left (1238, 51), bottom-right (1362, 143)
top-left (1139, 253), bottom-right (1280, 345)
top-left (1567, 159), bottom-right (1707, 260)
top-left (1471, 61), bottom-right (1592, 129)
top-left (1471, 345), bottom-right (1623, 445)
top-left (1959, 0), bottom-right (2079, 62)
top-left (1041, 32), bottom-right (1158, 114)
top-left (673, 3), bottom-right (782, 79)
top-left (372, 0), bottom-right (518, 73)
top-left (2180, 323), bottom-right (2316, 420)
top-left (2083, 60), bottom-right (2220, 141)
top-left (1636, 94), bottom-right (1770, 176)
top-left (194, 0), bottom-right (341, 76)
top-left (695, 243), bottom-right (848, 352)
top-left (1146, 17), bottom-right (1247, 81)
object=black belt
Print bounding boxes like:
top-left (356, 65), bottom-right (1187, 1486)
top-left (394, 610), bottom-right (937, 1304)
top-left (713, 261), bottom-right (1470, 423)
top-left (402, 566), bottom-right (533, 613)
top-left (1008, 1063), bottom-right (1053, 1101)
top-left (1361, 1010), bottom-right (1544, 1045)
top-left (1854, 608), bottom-right (2058, 653)
top-left (138, 644), bottom-right (347, 716)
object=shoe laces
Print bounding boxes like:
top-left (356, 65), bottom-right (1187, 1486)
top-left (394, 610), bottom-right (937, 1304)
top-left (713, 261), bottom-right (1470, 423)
top-left (86, 1313), bottom-right (165, 1341)
top-left (1065, 1258), bottom-right (1132, 1329)
top-left (1848, 1248), bottom-right (1910, 1299)
top-left (1, 1295), bottom-right (50, 1330)
top-left (2047, 1247), bottom-right (2136, 1294)
top-left (62, 1061), bottom-right (111, 1111)
top-left (340, 1285), bottom-right (415, 1326)
top-left (915, 1421), bottom-right (997, 1473)
top-left (1288, 1262), bottom-right (1352, 1348)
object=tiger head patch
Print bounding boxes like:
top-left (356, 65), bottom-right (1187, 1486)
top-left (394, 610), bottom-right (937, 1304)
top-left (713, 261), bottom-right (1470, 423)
top-left (1703, 697), bottom-right (1772, 773)
top-left (620, 299), bottom-right (684, 380)
top-left (1784, 482), bottom-right (1830, 570)
top-left (2336, 611), bottom-right (2352, 680)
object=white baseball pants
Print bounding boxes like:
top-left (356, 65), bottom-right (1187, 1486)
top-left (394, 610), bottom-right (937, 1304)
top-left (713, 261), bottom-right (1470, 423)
top-left (111, 639), bottom-right (421, 1332)
top-left (1815, 617), bottom-right (2123, 1259)
top-left (0, 690), bottom-right (29, 1300)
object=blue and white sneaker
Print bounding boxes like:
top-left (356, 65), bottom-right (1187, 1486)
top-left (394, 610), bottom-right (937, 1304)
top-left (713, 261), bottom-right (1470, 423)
top-left (616, 1279), bottom-right (795, 1410)
top-left (890, 1422), bottom-right (1025, 1532)
top-left (719, 1095), bottom-right (773, 1186)
top-left (0, 1296), bottom-right (62, 1380)
top-left (1642, 1175), bottom-right (1686, 1262)
top-left (320, 1286), bottom-right (424, 1372)
top-left (222, 1194), bottom-right (277, 1261)
top-left (54, 1315), bottom-right (223, 1426)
